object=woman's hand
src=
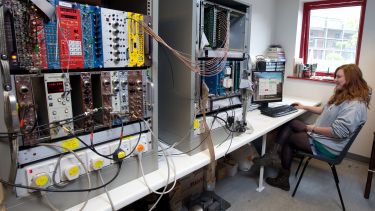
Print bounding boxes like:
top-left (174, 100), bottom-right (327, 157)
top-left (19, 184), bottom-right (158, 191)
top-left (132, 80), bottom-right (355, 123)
top-left (293, 103), bottom-right (324, 115)
top-left (306, 124), bottom-right (315, 133)
top-left (291, 102), bottom-right (304, 109)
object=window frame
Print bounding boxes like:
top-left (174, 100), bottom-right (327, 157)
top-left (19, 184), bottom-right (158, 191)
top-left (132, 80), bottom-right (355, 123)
top-left (299, 0), bottom-right (367, 71)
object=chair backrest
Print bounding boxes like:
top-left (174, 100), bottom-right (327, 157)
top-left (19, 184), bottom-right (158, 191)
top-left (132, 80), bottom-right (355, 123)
top-left (332, 122), bottom-right (365, 165)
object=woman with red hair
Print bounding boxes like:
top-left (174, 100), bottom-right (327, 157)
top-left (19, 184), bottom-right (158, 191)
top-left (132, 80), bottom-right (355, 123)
top-left (254, 64), bottom-right (371, 191)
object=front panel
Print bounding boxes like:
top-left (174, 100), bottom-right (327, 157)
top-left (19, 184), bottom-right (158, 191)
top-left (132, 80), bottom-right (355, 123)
top-left (44, 73), bottom-right (74, 138)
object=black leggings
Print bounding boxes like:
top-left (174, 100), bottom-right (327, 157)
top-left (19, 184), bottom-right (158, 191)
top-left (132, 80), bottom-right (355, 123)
top-left (277, 119), bottom-right (312, 170)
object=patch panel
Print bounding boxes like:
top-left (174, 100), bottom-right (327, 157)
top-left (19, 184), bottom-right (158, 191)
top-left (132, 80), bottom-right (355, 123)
top-left (128, 70), bottom-right (145, 120)
top-left (70, 72), bottom-right (94, 131)
top-left (56, 2), bottom-right (84, 69)
top-left (101, 8), bottom-right (129, 68)
top-left (118, 70), bottom-right (129, 116)
top-left (99, 71), bottom-right (112, 127)
top-left (110, 71), bottom-right (121, 115)
top-left (29, 5), bottom-right (48, 70)
top-left (128, 12), bottom-right (145, 67)
top-left (14, 75), bottom-right (37, 146)
top-left (80, 4), bottom-right (103, 68)
top-left (44, 73), bottom-right (74, 139)
top-left (45, 0), bottom-right (61, 69)
top-left (9, 0), bottom-right (34, 69)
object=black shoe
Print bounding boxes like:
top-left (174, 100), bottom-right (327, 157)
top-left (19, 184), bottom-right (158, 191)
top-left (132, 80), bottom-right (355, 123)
top-left (253, 153), bottom-right (281, 168)
top-left (265, 169), bottom-right (290, 191)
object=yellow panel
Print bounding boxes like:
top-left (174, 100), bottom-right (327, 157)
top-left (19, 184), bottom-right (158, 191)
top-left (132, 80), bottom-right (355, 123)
top-left (128, 12), bottom-right (145, 67)
top-left (194, 119), bottom-right (199, 129)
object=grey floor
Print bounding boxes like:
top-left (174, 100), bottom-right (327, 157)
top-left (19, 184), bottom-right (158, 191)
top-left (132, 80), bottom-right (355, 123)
top-left (215, 158), bottom-right (375, 211)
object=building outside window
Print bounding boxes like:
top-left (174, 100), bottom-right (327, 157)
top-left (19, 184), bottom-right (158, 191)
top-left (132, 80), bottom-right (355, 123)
top-left (300, 0), bottom-right (366, 74)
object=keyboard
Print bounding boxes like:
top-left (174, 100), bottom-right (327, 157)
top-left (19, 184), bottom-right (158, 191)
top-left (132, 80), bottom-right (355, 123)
top-left (259, 105), bottom-right (298, 117)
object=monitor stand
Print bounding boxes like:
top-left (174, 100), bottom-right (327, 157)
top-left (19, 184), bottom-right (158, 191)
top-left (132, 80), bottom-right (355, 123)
top-left (258, 102), bottom-right (269, 110)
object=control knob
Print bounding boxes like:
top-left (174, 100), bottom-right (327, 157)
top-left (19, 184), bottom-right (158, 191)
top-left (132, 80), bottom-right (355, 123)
top-left (83, 81), bottom-right (91, 87)
top-left (103, 79), bottom-right (110, 86)
top-left (19, 85), bottom-right (29, 94)
top-left (113, 29), bottom-right (119, 35)
top-left (112, 79), bottom-right (119, 85)
top-left (112, 22), bottom-right (119, 28)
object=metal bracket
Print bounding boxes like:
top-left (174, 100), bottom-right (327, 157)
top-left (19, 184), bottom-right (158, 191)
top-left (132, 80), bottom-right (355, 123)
top-left (0, 58), bottom-right (11, 91)
top-left (3, 91), bottom-right (20, 183)
top-left (0, 5), bottom-right (12, 91)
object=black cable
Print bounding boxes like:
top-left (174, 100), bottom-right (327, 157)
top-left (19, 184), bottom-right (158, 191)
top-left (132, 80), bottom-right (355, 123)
top-left (224, 132), bottom-right (234, 157)
top-left (160, 45), bottom-right (175, 89)
top-left (0, 162), bottom-right (122, 193)
top-left (126, 121), bottom-right (143, 157)
top-left (214, 116), bottom-right (237, 133)
top-left (0, 108), bottom-right (104, 136)
top-left (67, 120), bottom-right (143, 161)
top-left (66, 129), bottom-right (116, 161)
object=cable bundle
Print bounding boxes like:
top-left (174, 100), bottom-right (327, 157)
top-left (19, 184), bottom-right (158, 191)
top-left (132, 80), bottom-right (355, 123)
top-left (140, 11), bottom-right (229, 77)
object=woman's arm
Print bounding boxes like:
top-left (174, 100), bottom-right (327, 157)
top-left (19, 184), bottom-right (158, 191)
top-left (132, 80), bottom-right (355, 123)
top-left (293, 103), bottom-right (323, 115)
top-left (306, 124), bottom-right (335, 138)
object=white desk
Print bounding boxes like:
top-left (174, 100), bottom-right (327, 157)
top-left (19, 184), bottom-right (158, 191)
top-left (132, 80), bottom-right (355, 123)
top-left (67, 96), bottom-right (320, 211)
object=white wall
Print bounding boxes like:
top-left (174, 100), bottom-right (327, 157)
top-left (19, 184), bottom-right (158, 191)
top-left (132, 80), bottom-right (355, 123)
top-left (273, 0), bottom-right (375, 157)
top-left (246, 0), bottom-right (277, 56)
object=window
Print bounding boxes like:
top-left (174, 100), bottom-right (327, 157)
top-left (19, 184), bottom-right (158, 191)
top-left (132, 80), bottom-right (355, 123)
top-left (300, 0), bottom-right (366, 74)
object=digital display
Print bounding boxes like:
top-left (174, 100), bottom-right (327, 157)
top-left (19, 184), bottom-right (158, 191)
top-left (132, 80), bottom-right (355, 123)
top-left (47, 81), bottom-right (64, 93)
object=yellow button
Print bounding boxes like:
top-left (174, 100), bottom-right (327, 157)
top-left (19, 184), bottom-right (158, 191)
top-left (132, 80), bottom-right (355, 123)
top-left (35, 174), bottom-right (49, 187)
top-left (93, 160), bottom-right (104, 170)
top-left (68, 166), bottom-right (80, 177)
top-left (118, 151), bottom-right (126, 159)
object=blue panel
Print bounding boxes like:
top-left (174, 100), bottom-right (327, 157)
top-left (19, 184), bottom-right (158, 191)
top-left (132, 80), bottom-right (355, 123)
top-left (203, 71), bottom-right (225, 96)
top-left (80, 4), bottom-right (103, 68)
top-left (45, 0), bottom-right (60, 69)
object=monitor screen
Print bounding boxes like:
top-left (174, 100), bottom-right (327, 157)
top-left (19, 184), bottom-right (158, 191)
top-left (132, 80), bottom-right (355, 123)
top-left (252, 71), bottom-right (283, 103)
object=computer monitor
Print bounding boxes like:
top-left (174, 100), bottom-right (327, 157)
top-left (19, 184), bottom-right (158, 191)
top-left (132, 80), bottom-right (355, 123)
top-left (252, 71), bottom-right (284, 108)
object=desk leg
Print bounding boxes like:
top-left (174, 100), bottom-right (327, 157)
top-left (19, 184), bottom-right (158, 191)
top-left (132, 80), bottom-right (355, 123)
top-left (256, 134), bottom-right (267, 192)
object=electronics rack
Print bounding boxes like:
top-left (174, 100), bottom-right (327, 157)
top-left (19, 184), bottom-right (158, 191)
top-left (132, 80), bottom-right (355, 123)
top-left (158, 0), bottom-right (250, 154)
top-left (0, 0), bottom-right (159, 210)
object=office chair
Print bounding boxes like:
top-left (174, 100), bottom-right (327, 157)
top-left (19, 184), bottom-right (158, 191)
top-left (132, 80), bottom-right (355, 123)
top-left (292, 123), bottom-right (365, 211)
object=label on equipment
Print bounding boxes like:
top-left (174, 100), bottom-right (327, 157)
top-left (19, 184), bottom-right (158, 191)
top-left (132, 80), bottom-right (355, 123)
top-left (61, 138), bottom-right (80, 151)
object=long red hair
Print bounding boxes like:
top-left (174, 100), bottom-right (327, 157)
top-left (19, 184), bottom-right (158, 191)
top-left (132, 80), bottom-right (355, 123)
top-left (328, 64), bottom-right (371, 108)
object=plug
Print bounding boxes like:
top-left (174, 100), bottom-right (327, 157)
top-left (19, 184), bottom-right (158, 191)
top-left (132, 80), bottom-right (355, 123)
top-left (113, 148), bottom-right (126, 162)
top-left (227, 116), bottom-right (235, 127)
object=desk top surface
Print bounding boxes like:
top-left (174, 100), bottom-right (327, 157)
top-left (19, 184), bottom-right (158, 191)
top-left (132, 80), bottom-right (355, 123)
top-left (67, 96), bottom-right (320, 211)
